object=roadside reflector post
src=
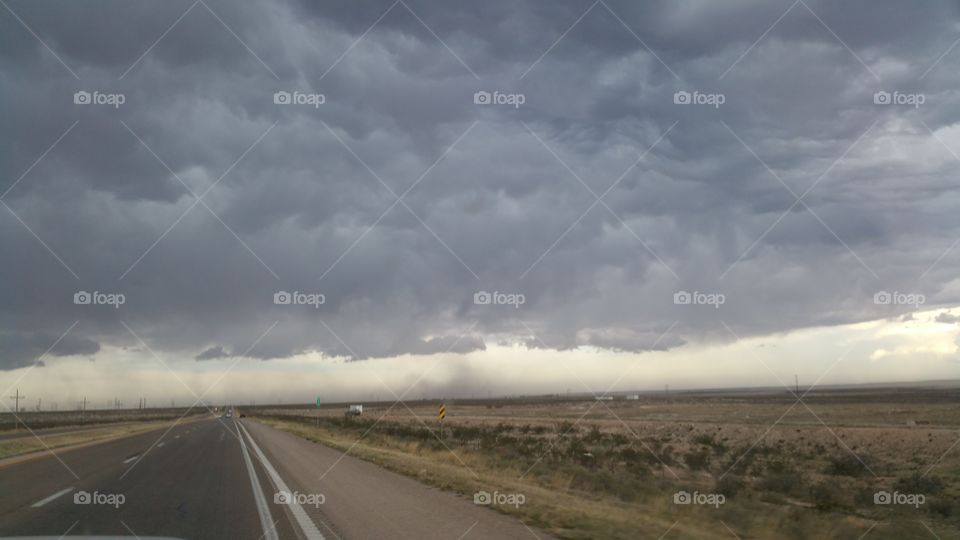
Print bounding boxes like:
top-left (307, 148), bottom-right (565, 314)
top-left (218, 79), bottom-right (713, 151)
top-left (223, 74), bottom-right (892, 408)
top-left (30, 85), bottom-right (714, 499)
top-left (438, 402), bottom-right (446, 442)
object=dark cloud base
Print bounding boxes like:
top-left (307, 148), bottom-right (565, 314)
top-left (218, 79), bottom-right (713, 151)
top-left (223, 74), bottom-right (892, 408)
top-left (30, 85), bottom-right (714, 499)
top-left (2, 0), bottom-right (959, 368)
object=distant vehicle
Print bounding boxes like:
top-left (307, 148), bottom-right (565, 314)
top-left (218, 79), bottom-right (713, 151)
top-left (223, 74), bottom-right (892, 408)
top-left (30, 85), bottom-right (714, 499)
top-left (347, 404), bottom-right (363, 416)
top-left (239, 413), bottom-right (246, 418)
top-left (225, 412), bottom-right (232, 418)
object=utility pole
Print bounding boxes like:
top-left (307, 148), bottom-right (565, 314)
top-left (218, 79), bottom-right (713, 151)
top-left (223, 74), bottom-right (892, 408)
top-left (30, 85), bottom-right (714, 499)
top-left (9, 389), bottom-right (25, 431)
top-left (81, 396), bottom-right (87, 424)
top-left (795, 374), bottom-right (799, 396)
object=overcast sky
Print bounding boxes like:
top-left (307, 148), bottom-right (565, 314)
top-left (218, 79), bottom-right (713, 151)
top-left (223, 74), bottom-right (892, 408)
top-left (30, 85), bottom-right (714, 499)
top-left (2, 0), bottom-right (959, 405)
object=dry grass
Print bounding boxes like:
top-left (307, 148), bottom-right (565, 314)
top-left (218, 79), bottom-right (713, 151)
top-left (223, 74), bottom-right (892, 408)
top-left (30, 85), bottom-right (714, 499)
top-left (0, 417), bottom-right (204, 460)
top-left (257, 417), bottom-right (700, 539)
top-left (255, 390), bottom-right (960, 539)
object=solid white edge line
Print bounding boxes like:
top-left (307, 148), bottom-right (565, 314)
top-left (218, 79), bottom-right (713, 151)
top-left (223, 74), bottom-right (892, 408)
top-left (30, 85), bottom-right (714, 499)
top-left (31, 487), bottom-right (74, 507)
top-left (235, 419), bottom-right (279, 540)
top-left (237, 420), bottom-right (326, 540)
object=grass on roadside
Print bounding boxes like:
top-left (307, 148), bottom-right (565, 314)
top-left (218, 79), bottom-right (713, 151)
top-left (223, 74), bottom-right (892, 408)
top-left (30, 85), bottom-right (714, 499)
top-left (256, 415), bottom-right (925, 539)
top-left (0, 418), bottom-right (202, 460)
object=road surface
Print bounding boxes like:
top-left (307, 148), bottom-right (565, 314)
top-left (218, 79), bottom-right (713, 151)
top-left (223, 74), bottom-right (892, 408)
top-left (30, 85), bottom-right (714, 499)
top-left (0, 416), bottom-right (553, 539)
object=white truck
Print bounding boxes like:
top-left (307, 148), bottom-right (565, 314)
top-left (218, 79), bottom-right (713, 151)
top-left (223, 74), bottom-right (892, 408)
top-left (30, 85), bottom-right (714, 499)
top-left (347, 404), bottom-right (363, 416)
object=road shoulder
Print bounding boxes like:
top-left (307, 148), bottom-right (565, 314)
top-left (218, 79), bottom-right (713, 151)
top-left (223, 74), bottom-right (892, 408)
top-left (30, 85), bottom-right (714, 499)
top-left (242, 418), bottom-right (556, 540)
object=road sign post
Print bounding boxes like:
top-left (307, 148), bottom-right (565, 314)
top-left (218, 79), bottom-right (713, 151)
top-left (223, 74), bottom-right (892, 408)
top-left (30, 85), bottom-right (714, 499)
top-left (315, 397), bottom-right (321, 428)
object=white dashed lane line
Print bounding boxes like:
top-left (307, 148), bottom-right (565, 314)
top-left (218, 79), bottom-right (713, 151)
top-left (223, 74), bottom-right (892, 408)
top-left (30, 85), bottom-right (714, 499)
top-left (157, 442), bottom-right (165, 447)
top-left (122, 455), bottom-right (140, 464)
top-left (31, 487), bottom-right (74, 508)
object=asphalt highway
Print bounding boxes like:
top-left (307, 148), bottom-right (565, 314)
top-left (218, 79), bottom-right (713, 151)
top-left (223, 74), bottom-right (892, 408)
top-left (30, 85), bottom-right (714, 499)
top-left (0, 415), bottom-right (553, 540)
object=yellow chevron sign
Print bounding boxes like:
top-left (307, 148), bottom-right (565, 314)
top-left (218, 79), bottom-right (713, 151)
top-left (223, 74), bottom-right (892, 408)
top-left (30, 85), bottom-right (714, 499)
top-left (438, 403), bottom-right (446, 420)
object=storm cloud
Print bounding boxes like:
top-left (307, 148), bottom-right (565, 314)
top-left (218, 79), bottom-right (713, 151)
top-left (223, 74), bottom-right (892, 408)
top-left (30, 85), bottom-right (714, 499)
top-left (2, 0), bottom-right (960, 369)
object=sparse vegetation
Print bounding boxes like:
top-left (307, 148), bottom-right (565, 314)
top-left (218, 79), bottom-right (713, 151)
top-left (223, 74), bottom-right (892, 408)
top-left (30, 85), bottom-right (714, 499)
top-left (0, 417), bottom-right (202, 460)
top-left (251, 389), bottom-right (960, 539)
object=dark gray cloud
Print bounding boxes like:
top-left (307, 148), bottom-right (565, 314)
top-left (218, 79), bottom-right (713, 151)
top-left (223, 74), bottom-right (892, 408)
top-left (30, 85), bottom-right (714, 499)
top-left (0, 330), bottom-right (99, 369)
top-left (2, 0), bottom-right (960, 369)
top-left (195, 345), bottom-right (229, 361)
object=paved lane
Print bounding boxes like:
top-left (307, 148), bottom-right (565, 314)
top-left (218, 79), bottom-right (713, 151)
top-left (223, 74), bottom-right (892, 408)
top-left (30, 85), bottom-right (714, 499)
top-left (0, 415), bottom-right (554, 539)
top-left (0, 417), bottom-right (297, 540)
